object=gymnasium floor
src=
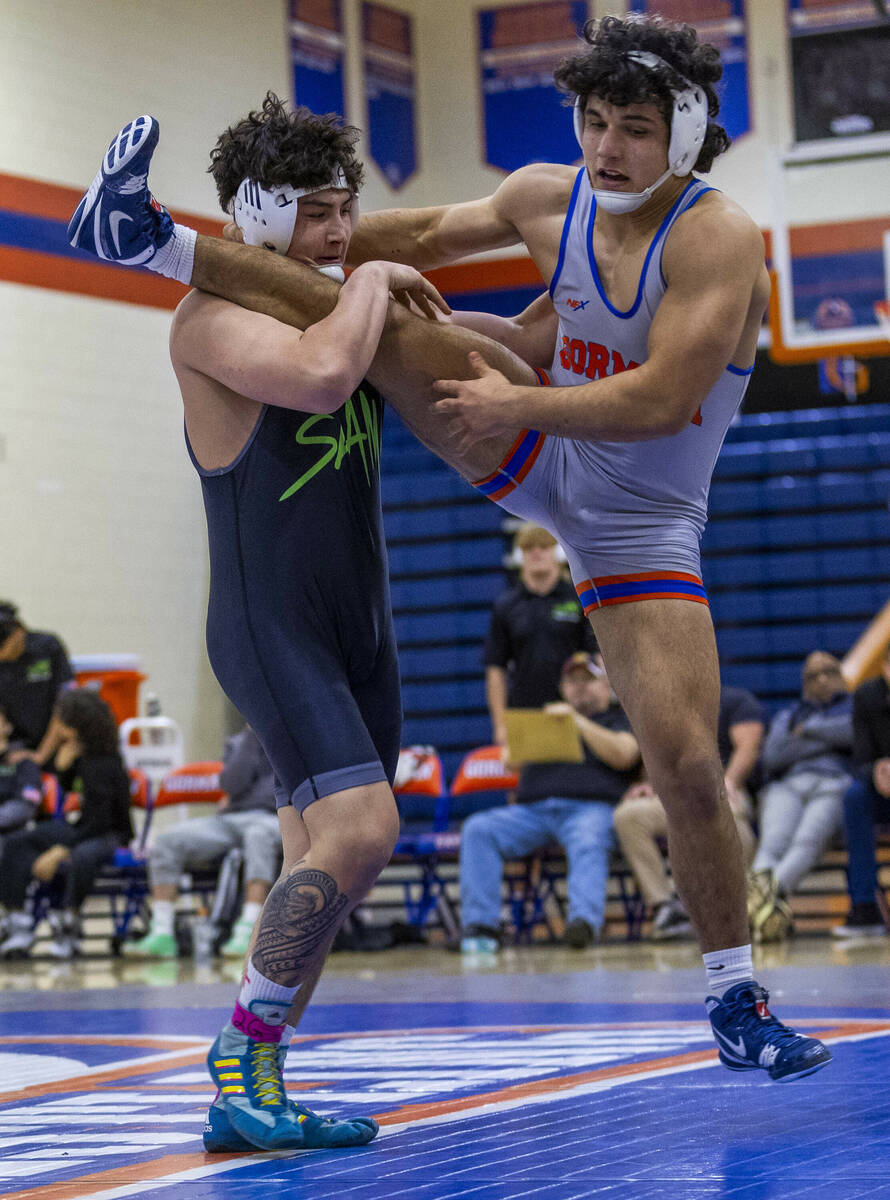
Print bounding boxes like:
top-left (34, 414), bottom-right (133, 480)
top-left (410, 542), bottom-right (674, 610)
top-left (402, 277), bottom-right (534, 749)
top-left (2, 937), bottom-right (890, 1199)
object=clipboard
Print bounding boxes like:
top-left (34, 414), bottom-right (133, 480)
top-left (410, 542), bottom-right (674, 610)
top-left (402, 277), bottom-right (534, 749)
top-left (503, 708), bottom-right (584, 765)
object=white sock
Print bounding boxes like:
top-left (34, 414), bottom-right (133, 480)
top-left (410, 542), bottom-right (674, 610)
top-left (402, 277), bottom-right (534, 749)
top-left (236, 961), bottom-right (298, 1025)
top-left (151, 899), bottom-right (175, 937)
top-left (703, 944), bottom-right (754, 998)
top-left (241, 901), bottom-right (263, 925)
top-left (144, 223), bottom-right (196, 284)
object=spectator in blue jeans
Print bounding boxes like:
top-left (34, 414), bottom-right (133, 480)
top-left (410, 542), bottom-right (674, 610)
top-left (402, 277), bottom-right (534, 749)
top-left (833, 641), bottom-right (890, 939)
top-left (459, 652), bottom-right (640, 952)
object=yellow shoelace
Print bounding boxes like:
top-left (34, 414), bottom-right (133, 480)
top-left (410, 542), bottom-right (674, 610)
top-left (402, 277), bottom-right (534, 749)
top-left (249, 1042), bottom-right (286, 1107)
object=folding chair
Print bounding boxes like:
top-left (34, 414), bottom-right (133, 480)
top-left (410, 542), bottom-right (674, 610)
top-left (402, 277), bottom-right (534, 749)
top-left (390, 747), bottom-right (458, 935)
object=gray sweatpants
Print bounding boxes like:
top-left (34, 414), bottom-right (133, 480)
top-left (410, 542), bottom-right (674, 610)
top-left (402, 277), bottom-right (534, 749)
top-left (752, 769), bottom-right (848, 894)
top-left (148, 809), bottom-right (281, 889)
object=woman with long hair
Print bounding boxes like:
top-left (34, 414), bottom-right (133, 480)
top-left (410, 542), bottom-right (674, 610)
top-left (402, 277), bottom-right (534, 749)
top-left (0, 688), bottom-right (132, 959)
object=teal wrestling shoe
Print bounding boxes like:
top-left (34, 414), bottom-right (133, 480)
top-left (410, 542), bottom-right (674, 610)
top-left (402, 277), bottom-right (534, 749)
top-left (204, 1026), bottom-right (378, 1152)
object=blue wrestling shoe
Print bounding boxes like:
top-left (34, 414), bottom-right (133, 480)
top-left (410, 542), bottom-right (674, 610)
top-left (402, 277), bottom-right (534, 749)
top-left (707, 981), bottom-right (832, 1082)
top-left (67, 115), bottom-right (174, 265)
top-left (205, 1024), bottom-right (378, 1152)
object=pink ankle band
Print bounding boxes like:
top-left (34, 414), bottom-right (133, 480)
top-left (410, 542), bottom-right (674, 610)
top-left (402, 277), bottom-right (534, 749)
top-left (232, 1001), bottom-right (285, 1043)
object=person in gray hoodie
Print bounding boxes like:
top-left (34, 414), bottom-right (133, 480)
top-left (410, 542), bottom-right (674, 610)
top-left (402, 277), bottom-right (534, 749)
top-left (747, 651), bottom-right (853, 941)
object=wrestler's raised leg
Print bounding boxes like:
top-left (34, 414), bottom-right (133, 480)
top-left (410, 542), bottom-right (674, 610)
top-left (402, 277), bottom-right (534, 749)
top-left (190, 236), bottom-right (536, 481)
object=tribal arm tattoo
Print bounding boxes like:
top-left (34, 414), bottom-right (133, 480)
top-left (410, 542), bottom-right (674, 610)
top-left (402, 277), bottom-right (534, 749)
top-left (252, 866), bottom-right (349, 986)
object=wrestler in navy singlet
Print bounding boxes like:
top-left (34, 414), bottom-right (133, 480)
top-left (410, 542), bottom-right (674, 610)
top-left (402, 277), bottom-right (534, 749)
top-left (186, 383), bottom-right (401, 812)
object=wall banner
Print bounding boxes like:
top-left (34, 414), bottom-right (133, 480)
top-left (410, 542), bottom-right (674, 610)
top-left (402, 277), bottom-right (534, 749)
top-left (363, 4), bottom-right (417, 189)
top-left (290, 0), bottom-right (346, 117)
top-left (628, 1), bottom-right (751, 143)
top-left (478, 1), bottom-right (590, 174)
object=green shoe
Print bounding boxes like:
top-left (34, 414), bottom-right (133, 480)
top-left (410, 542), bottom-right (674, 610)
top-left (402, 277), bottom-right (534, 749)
top-left (124, 930), bottom-right (177, 958)
top-left (221, 917), bottom-right (255, 959)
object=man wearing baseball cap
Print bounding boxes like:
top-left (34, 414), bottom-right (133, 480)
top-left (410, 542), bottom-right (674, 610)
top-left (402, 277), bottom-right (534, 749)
top-left (459, 651), bottom-right (640, 950)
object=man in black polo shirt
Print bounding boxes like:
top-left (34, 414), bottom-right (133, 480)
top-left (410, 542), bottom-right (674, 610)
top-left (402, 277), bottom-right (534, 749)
top-left (0, 601), bottom-right (73, 766)
top-left (460, 651), bottom-right (640, 951)
top-left (484, 523), bottom-right (597, 749)
top-left (833, 641), bottom-right (890, 939)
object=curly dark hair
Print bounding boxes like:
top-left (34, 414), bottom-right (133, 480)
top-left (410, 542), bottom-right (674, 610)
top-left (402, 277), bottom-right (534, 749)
top-left (208, 91), bottom-right (365, 213)
top-left (554, 14), bottom-right (731, 172)
top-left (55, 688), bottom-right (121, 756)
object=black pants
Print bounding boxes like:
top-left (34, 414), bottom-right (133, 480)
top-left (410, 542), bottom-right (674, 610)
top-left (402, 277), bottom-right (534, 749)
top-left (0, 822), bottom-right (119, 910)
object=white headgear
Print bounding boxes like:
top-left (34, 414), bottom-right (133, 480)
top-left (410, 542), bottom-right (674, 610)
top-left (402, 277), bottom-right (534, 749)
top-left (574, 49), bottom-right (708, 214)
top-left (232, 166), bottom-right (356, 257)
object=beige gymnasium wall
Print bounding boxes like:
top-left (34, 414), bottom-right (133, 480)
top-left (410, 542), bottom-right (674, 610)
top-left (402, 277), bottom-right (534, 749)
top-left (1, 0), bottom-right (886, 756)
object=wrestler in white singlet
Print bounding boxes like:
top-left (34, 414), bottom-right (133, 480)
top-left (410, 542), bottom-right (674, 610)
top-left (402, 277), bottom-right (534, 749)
top-left (473, 173), bottom-right (753, 613)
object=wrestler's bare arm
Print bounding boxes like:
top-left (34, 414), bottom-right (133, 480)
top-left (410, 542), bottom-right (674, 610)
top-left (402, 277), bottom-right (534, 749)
top-left (346, 163), bottom-right (574, 271)
top-left (436, 201), bottom-right (769, 445)
top-left (448, 292), bottom-right (558, 369)
top-left (172, 261), bottom-right (434, 413)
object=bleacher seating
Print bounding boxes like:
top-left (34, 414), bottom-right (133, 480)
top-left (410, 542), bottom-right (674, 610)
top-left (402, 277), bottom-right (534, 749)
top-left (384, 403), bottom-right (890, 778)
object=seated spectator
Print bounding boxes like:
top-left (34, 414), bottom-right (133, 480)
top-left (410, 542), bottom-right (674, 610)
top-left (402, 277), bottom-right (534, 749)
top-left (832, 640), bottom-right (890, 939)
top-left (613, 685), bottom-right (764, 940)
top-left (0, 703), bottom-right (44, 855)
top-left (459, 652), bottom-right (640, 952)
top-left (484, 524), bottom-right (596, 749)
top-left (0, 689), bottom-right (133, 960)
top-left (0, 600), bottom-right (73, 768)
top-left (748, 651), bottom-right (853, 942)
top-left (127, 725), bottom-right (280, 959)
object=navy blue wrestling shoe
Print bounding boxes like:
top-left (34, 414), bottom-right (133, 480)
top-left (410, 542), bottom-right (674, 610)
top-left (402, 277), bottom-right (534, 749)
top-left (707, 981), bottom-right (832, 1082)
top-left (204, 1025), bottom-right (378, 1152)
top-left (67, 115), bottom-right (174, 265)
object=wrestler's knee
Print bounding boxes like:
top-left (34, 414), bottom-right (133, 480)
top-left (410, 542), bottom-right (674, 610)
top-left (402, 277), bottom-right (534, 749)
top-left (649, 748), bottom-right (726, 825)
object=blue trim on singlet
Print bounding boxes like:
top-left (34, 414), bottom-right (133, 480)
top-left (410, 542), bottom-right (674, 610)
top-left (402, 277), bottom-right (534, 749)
top-left (549, 168), bottom-right (586, 299)
top-left (586, 178), bottom-right (698, 320)
top-left (183, 405), bottom-right (268, 477)
top-left (658, 184), bottom-right (716, 288)
top-left (726, 362), bottom-right (755, 376)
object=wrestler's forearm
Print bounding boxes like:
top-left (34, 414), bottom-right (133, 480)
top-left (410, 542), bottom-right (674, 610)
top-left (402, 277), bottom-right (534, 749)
top-left (500, 372), bottom-right (697, 442)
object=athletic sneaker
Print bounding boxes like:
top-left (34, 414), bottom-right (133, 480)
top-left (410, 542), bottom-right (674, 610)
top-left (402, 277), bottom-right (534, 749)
top-left (459, 924), bottom-right (501, 955)
top-left (563, 917), bottom-right (596, 949)
top-left (831, 902), bottom-right (888, 939)
top-left (206, 1023), bottom-right (378, 1151)
top-left (45, 912), bottom-right (82, 960)
top-left (751, 893), bottom-right (794, 943)
top-left (746, 868), bottom-right (775, 923)
top-left (0, 911), bottom-right (34, 959)
top-left (67, 115), bottom-right (174, 265)
top-left (707, 981), bottom-right (831, 1082)
top-left (221, 915), bottom-right (255, 960)
top-left (124, 929), bottom-right (177, 958)
top-left (650, 898), bottom-right (693, 941)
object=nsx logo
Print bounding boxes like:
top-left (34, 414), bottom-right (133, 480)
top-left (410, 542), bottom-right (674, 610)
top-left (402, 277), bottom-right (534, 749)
top-left (566, 297), bottom-right (589, 310)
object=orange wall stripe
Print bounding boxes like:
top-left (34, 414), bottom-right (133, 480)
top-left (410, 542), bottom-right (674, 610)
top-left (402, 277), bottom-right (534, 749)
top-left (0, 170), bottom-right (224, 237)
top-left (426, 256), bottom-right (545, 294)
top-left (0, 245), bottom-right (188, 310)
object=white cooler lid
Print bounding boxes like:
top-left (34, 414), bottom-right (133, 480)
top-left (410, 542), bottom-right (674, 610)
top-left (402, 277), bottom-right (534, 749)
top-left (72, 654), bottom-right (142, 673)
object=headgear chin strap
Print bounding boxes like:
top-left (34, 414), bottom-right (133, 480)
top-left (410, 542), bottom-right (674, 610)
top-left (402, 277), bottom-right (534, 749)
top-left (233, 166), bottom-right (356, 254)
top-left (574, 49), bottom-right (708, 214)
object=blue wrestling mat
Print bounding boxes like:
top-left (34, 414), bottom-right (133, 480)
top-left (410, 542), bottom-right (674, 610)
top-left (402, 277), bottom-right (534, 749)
top-left (1, 999), bottom-right (889, 1199)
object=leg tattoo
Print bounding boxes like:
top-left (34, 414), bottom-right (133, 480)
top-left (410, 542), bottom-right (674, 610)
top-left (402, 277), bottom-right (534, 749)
top-left (252, 867), bottom-right (348, 986)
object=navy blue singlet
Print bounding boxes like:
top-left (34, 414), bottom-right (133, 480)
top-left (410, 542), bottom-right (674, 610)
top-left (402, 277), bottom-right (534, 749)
top-left (186, 384), bottom-right (401, 812)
